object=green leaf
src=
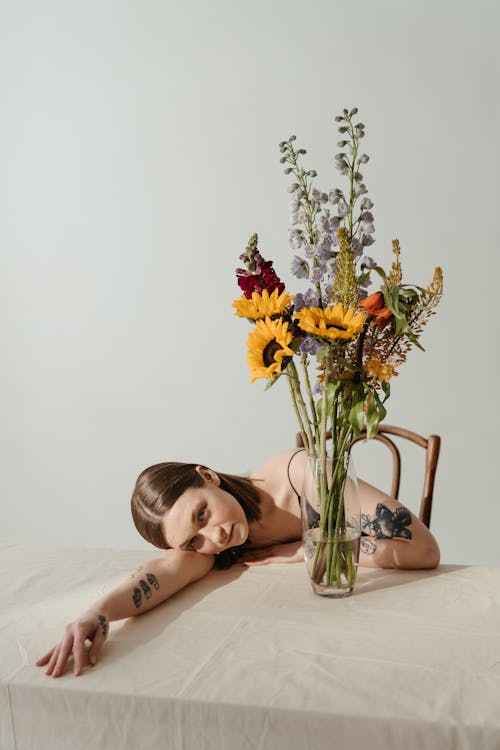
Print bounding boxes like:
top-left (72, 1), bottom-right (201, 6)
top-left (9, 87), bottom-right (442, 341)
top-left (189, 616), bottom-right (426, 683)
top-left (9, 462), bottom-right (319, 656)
top-left (324, 381), bottom-right (342, 414)
top-left (315, 345), bottom-right (330, 360)
top-left (373, 265), bottom-right (387, 283)
top-left (349, 400), bottom-right (365, 436)
top-left (365, 388), bottom-right (387, 439)
top-left (264, 372), bottom-right (285, 390)
top-left (316, 380), bottom-right (342, 424)
top-left (348, 384), bottom-right (366, 437)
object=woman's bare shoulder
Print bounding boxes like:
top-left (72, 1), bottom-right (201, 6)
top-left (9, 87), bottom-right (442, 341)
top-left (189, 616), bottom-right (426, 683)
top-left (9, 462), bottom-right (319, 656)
top-left (251, 448), bottom-right (307, 491)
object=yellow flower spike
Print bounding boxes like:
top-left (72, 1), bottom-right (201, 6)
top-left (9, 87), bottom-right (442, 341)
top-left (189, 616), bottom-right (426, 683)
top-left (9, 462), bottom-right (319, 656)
top-left (294, 303), bottom-right (365, 342)
top-left (386, 238), bottom-right (403, 286)
top-left (232, 288), bottom-right (294, 321)
top-left (331, 226), bottom-right (358, 308)
top-left (246, 317), bottom-right (295, 383)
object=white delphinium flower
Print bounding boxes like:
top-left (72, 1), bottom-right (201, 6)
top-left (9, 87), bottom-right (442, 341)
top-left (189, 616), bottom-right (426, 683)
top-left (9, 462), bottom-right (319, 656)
top-left (289, 229), bottom-right (303, 249)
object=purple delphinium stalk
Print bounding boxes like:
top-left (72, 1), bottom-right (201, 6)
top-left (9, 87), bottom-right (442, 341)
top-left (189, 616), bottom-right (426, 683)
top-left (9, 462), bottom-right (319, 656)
top-left (288, 229), bottom-right (303, 250)
top-left (279, 108), bottom-right (378, 305)
top-left (294, 288), bottom-right (320, 311)
top-left (291, 255), bottom-right (310, 280)
top-left (300, 336), bottom-right (321, 356)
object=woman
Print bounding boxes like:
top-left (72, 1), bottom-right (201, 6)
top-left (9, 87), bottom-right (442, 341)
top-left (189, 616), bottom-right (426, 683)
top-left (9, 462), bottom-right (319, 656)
top-left (35, 448), bottom-right (440, 678)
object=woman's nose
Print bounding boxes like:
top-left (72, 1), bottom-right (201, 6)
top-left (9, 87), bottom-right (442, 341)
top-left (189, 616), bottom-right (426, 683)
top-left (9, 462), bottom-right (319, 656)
top-left (206, 525), bottom-right (226, 546)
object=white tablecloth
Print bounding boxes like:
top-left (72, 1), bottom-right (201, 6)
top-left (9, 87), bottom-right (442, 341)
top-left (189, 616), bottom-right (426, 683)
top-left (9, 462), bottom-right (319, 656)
top-left (1, 543), bottom-right (499, 750)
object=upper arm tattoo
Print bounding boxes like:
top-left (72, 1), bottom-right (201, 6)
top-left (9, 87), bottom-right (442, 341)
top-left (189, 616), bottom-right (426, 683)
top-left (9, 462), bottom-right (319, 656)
top-left (362, 503), bottom-right (413, 540)
top-left (361, 538), bottom-right (377, 555)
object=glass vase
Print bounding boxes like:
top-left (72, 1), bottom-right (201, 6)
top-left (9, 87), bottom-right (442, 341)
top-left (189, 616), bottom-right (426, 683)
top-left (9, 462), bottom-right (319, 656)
top-left (300, 452), bottom-right (361, 597)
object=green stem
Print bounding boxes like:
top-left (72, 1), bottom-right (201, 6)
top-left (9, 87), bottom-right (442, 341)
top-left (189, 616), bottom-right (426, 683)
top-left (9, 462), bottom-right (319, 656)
top-left (301, 354), bottom-right (319, 443)
top-left (289, 360), bottom-right (316, 459)
top-left (311, 384), bottom-right (357, 589)
top-left (286, 368), bottom-right (309, 453)
top-left (354, 324), bottom-right (368, 383)
top-left (347, 119), bottom-right (359, 244)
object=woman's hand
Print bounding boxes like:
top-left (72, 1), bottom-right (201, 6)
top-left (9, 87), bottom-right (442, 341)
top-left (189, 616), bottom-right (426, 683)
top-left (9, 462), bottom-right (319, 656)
top-left (239, 541), bottom-right (304, 566)
top-left (35, 609), bottom-right (110, 677)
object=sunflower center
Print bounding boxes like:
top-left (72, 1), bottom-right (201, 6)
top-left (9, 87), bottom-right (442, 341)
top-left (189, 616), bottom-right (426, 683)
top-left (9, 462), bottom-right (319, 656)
top-left (263, 339), bottom-right (281, 366)
top-left (325, 323), bottom-right (348, 331)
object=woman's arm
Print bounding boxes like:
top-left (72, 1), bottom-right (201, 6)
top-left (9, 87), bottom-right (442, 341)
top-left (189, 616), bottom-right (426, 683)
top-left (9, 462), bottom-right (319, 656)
top-left (356, 479), bottom-right (440, 569)
top-left (35, 549), bottom-right (214, 677)
top-left (287, 448), bottom-right (440, 570)
top-left (243, 450), bottom-right (440, 570)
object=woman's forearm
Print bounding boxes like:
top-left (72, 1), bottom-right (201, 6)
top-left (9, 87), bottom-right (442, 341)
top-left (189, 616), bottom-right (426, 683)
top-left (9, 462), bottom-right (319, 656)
top-left (36, 550), bottom-right (215, 679)
top-left (85, 549), bottom-right (215, 622)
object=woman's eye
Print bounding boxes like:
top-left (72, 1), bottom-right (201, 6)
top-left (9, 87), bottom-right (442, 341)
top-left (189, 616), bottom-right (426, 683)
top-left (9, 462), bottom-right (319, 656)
top-left (198, 507), bottom-right (207, 522)
top-left (188, 536), bottom-right (198, 550)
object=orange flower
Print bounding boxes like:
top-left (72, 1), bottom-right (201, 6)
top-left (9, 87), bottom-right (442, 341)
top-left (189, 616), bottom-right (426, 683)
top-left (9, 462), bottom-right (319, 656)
top-left (365, 356), bottom-right (398, 382)
top-left (358, 292), bottom-right (393, 330)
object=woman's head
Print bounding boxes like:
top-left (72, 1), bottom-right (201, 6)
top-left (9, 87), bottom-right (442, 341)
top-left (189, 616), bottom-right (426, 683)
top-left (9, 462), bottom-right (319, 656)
top-left (130, 462), bottom-right (262, 562)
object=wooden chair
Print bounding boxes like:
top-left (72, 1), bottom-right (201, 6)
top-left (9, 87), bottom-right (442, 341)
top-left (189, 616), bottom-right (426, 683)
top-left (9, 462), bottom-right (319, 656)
top-left (295, 424), bottom-right (441, 529)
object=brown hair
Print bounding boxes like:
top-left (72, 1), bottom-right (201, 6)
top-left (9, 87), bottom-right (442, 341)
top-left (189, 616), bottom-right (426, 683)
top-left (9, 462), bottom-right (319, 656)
top-left (130, 462), bottom-right (262, 568)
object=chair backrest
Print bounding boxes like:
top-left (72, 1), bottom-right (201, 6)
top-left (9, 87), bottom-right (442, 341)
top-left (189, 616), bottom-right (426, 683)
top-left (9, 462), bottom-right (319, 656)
top-left (295, 424), bottom-right (441, 529)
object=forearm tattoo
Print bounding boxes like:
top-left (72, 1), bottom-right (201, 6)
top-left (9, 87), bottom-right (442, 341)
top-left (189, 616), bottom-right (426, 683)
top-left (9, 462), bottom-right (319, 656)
top-left (132, 573), bottom-right (160, 608)
top-left (130, 564), bottom-right (143, 578)
top-left (361, 503), bottom-right (413, 540)
top-left (147, 573), bottom-right (159, 589)
top-left (133, 586), bottom-right (142, 608)
top-left (97, 614), bottom-right (108, 636)
top-left (139, 578), bottom-right (152, 599)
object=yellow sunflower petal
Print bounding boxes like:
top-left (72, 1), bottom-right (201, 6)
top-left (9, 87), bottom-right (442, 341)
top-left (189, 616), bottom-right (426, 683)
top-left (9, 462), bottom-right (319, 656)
top-left (294, 304), bottom-right (365, 341)
top-left (246, 317), bottom-right (295, 383)
top-left (233, 289), bottom-right (294, 321)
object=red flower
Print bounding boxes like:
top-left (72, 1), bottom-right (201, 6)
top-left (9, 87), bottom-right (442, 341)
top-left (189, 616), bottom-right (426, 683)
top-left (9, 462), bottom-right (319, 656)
top-left (236, 260), bottom-right (285, 299)
top-left (358, 291), bottom-right (393, 330)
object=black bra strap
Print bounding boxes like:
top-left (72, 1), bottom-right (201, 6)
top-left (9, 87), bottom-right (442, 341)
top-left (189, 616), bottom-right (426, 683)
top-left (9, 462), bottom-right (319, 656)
top-left (287, 448), bottom-right (306, 499)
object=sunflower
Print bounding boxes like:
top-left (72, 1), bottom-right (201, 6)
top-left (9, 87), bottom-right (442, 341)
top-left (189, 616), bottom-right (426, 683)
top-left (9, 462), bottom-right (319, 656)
top-left (246, 317), bottom-right (295, 383)
top-left (232, 288), bottom-right (294, 321)
top-left (294, 303), bottom-right (365, 341)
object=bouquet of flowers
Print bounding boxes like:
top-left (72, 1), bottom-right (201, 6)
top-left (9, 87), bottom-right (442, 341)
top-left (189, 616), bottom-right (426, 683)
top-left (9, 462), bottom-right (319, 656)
top-left (232, 107), bottom-right (443, 596)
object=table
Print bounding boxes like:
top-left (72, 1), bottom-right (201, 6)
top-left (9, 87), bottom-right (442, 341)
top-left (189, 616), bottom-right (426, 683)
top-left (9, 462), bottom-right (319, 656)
top-left (1, 543), bottom-right (499, 750)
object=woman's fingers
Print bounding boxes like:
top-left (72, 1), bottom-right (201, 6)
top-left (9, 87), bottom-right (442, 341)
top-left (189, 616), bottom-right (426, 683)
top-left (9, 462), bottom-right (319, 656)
top-left (243, 559), bottom-right (270, 566)
top-left (73, 634), bottom-right (85, 676)
top-left (242, 551), bottom-right (276, 566)
top-left (51, 633), bottom-right (75, 677)
top-left (240, 547), bottom-right (275, 563)
top-left (35, 648), bottom-right (55, 667)
top-left (45, 644), bottom-right (60, 675)
top-left (87, 625), bottom-right (107, 667)
top-left (241, 542), bottom-right (304, 566)
top-left (243, 556), bottom-right (278, 566)
top-left (36, 613), bottom-right (107, 678)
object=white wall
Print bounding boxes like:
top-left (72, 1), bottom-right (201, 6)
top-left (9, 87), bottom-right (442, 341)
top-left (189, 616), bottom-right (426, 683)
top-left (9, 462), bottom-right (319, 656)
top-left (1, 0), bottom-right (498, 564)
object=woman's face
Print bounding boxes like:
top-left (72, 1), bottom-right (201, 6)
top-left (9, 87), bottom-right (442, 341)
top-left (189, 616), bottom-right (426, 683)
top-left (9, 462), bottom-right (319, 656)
top-left (161, 467), bottom-right (250, 555)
